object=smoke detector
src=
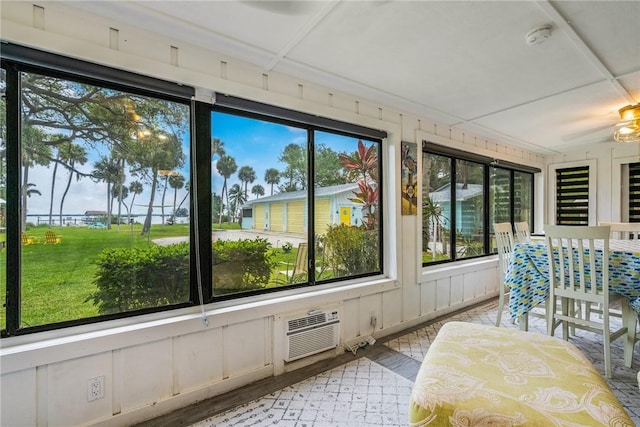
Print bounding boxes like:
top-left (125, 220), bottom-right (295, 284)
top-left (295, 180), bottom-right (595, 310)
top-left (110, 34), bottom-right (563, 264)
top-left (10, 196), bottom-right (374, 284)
top-left (525, 25), bottom-right (552, 45)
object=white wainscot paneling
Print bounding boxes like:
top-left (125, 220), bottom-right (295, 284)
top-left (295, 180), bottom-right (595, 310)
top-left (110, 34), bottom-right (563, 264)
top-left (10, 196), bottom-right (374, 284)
top-left (175, 327), bottom-right (224, 394)
top-left (436, 277), bottom-right (452, 311)
top-left (420, 280), bottom-right (437, 316)
top-left (121, 339), bottom-right (173, 413)
top-left (48, 352), bottom-right (112, 426)
top-left (224, 318), bottom-right (270, 377)
top-left (1, 368), bottom-right (37, 426)
top-left (450, 274), bottom-right (464, 306)
top-left (382, 289), bottom-right (403, 331)
top-left (359, 294), bottom-right (382, 337)
top-left (342, 298), bottom-right (360, 341)
top-left (463, 271), bottom-right (476, 301)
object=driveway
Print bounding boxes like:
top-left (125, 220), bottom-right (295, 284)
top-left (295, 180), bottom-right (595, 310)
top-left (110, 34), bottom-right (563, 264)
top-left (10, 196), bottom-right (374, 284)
top-left (153, 229), bottom-right (306, 248)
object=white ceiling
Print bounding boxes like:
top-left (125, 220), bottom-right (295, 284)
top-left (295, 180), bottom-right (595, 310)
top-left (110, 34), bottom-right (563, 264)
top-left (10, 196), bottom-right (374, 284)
top-left (64, 1), bottom-right (640, 155)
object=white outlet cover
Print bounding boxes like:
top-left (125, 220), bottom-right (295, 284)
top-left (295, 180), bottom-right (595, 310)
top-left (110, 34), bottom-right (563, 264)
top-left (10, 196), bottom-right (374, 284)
top-left (87, 376), bottom-right (105, 402)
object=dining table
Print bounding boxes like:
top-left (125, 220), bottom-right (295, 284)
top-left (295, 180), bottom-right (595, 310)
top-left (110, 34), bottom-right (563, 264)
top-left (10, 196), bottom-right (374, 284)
top-left (505, 239), bottom-right (640, 321)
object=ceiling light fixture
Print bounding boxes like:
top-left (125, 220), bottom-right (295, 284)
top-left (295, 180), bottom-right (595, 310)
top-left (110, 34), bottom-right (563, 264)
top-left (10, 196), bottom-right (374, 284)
top-left (614, 103), bottom-right (640, 143)
top-left (525, 25), bottom-right (552, 45)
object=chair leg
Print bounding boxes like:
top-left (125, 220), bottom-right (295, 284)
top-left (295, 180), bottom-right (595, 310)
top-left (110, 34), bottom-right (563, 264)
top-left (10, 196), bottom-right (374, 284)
top-left (603, 310), bottom-right (612, 379)
top-left (496, 284), bottom-right (505, 327)
top-left (622, 300), bottom-right (636, 368)
top-left (519, 313), bottom-right (529, 331)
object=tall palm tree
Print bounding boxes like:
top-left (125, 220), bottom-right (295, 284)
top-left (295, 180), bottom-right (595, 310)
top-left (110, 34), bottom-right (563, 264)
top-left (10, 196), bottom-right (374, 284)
top-left (228, 183), bottom-right (246, 221)
top-left (238, 166), bottom-right (256, 199)
top-left (21, 125), bottom-right (51, 231)
top-left (264, 168), bottom-right (280, 196)
top-left (127, 181), bottom-right (143, 225)
top-left (168, 173), bottom-right (185, 223)
top-left (58, 142), bottom-right (88, 228)
top-left (216, 155), bottom-right (237, 225)
top-left (92, 156), bottom-right (121, 230)
top-left (211, 137), bottom-right (225, 160)
top-left (251, 184), bottom-right (265, 199)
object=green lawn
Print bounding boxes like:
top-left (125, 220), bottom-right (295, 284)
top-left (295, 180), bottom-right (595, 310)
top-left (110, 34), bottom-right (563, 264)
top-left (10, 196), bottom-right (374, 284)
top-left (1, 223), bottom-right (190, 329)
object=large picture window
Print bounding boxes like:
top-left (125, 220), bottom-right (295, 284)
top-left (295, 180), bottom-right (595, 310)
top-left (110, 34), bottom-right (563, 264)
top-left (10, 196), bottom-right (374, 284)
top-left (422, 141), bottom-right (536, 265)
top-left (1, 45), bottom-right (385, 336)
top-left (210, 108), bottom-right (383, 298)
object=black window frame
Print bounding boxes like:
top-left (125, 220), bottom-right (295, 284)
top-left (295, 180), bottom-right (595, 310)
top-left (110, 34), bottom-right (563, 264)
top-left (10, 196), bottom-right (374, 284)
top-left (0, 43), bottom-right (386, 336)
top-left (421, 141), bottom-right (537, 266)
top-left (208, 102), bottom-right (385, 300)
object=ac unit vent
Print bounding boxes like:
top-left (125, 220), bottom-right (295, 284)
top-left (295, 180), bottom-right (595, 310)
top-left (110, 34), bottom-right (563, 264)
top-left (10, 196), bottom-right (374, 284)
top-left (288, 313), bottom-right (326, 331)
top-left (284, 310), bottom-right (339, 362)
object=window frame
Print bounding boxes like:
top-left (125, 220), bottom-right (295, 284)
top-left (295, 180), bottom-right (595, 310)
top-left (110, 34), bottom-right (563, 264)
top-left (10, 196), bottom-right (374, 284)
top-left (421, 141), bottom-right (537, 267)
top-left (0, 43), bottom-right (387, 336)
top-left (208, 103), bottom-right (385, 300)
top-left (548, 159), bottom-right (597, 226)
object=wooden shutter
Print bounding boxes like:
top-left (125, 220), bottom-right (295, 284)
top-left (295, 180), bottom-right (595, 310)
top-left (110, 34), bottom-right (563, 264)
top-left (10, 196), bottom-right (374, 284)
top-left (556, 166), bottom-right (589, 225)
top-left (630, 162), bottom-right (640, 223)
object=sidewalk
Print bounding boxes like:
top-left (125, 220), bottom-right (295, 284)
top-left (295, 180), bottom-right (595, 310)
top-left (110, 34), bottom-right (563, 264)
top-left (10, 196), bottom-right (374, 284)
top-left (153, 229), bottom-right (306, 248)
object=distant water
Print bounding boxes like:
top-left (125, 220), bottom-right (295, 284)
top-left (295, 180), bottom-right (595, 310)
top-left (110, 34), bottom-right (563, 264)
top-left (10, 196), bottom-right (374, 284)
top-left (26, 214), bottom-right (188, 227)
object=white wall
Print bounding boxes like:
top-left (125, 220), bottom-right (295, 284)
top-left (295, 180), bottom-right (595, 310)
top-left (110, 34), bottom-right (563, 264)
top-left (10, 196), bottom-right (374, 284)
top-left (0, 3), bottom-right (551, 426)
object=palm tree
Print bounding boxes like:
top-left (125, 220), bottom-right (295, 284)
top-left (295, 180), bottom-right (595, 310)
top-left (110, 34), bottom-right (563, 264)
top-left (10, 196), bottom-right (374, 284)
top-left (264, 168), bottom-right (280, 196)
top-left (238, 166), bottom-right (256, 199)
top-left (58, 142), bottom-right (88, 229)
top-left (127, 181), bottom-right (143, 225)
top-left (251, 184), bottom-right (265, 199)
top-left (228, 183), bottom-right (246, 221)
top-left (216, 155), bottom-right (237, 225)
top-left (92, 156), bottom-right (121, 230)
top-left (21, 125), bottom-right (51, 231)
top-left (212, 137), bottom-right (225, 160)
top-left (168, 173), bottom-right (185, 223)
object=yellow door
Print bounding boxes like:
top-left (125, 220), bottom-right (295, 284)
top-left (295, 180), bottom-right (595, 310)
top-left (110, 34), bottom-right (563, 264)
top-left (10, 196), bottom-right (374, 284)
top-left (339, 207), bottom-right (351, 225)
top-left (314, 199), bottom-right (331, 235)
top-left (271, 203), bottom-right (283, 231)
top-left (254, 205), bottom-right (264, 230)
top-left (287, 201), bottom-right (305, 234)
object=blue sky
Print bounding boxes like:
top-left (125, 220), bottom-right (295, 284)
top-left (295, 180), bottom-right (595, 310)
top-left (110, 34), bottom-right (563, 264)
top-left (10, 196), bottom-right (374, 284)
top-left (24, 111), bottom-right (364, 219)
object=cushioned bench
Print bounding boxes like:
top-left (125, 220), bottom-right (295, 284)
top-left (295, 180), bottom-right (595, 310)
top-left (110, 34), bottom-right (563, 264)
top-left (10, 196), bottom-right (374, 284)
top-left (409, 321), bottom-right (633, 426)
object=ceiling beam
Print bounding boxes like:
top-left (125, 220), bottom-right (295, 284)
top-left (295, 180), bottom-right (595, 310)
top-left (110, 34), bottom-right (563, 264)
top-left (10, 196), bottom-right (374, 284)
top-left (536, 0), bottom-right (637, 105)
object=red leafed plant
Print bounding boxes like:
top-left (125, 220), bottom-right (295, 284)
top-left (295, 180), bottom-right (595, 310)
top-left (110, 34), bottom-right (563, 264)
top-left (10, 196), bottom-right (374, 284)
top-left (339, 140), bottom-right (379, 229)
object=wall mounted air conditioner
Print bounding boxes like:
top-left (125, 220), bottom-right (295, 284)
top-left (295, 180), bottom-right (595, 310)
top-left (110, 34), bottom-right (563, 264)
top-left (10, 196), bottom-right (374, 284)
top-left (284, 309), bottom-right (340, 362)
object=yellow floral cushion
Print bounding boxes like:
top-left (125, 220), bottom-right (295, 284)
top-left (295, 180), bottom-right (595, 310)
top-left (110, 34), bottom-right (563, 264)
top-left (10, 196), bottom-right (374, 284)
top-left (408, 321), bottom-right (633, 426)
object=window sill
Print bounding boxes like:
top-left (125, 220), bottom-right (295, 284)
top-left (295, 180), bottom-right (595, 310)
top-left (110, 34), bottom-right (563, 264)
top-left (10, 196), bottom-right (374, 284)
top-left (419, 256), bottom-right (497, 283)
top-left (0, 276), bottom-right (398, 373)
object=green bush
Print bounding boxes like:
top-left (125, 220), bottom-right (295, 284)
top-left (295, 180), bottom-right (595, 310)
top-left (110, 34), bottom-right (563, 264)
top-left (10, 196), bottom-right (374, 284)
top-left (325, 224), bottom-right (379, 275)
top-left (212, 238), bottom-right (275, 295)
top-left (87, 243), bottom-right (190, 314)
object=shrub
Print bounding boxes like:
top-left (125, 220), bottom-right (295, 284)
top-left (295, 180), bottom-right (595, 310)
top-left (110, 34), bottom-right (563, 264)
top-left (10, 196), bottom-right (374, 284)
top-left (324, 224), bottom-right (379, 275)
top-left (212, 238), bottom-right (275, 295)
top-left (87, 243), bottom-right (190, 314)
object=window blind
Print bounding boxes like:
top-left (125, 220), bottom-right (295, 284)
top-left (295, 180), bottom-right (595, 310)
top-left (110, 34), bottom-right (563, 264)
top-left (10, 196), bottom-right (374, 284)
top-left (556, 166), bottom-right (589, 225)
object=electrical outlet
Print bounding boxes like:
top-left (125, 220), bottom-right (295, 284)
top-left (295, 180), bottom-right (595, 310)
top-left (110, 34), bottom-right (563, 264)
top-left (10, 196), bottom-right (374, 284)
top-left (87, 376), bottom-right (104, 402)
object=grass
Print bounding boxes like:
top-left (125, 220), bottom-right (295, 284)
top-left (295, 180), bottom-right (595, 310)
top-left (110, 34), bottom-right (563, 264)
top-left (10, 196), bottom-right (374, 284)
top-left (1, 223), bottom-right (190, 329)
top-left (1, 223), bottom-right (337, 330)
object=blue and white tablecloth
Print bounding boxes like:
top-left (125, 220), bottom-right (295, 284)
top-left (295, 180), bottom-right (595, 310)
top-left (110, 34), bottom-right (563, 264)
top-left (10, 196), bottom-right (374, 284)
top-left (505, 240), bottom-right (640, 318)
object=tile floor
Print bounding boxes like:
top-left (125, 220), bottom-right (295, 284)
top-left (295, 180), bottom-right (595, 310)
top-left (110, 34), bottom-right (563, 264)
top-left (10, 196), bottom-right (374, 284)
top-left (187, 299), bottom-right (640, 427)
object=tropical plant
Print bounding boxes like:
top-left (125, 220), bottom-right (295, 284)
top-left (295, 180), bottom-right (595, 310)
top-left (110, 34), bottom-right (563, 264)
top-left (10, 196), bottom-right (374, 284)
top-left (92, 156), bottom-right (122, 230)
top-left (279, 143), bottom-right (306, 192)
top-left (216, 155), bottom-right (237, 225)
top-left (168, 173), bottom-right (185, 223)
top-left (339, 140), bottom-right (379, 229)
top-left (238, 165), bottom-right (256, 199)
top-left (264, 168), bottom-right (280, 195)
top-left (127, 181), bottom-right (143, 224)
top-left (423, 196), bottom-right (447, 256)
top-left (251, 184), bottom-right (265, 199)
top-left (58, 142), bottom-right (88, 229)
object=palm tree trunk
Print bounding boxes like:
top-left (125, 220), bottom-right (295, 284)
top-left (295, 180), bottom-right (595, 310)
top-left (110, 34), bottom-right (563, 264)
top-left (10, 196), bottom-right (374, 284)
top-left (59, 164), bottom-right (74, 229)
top-left (48, 155), bottom-right (59, 228)
top-left (142, 171), bottom-right (158, 235)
